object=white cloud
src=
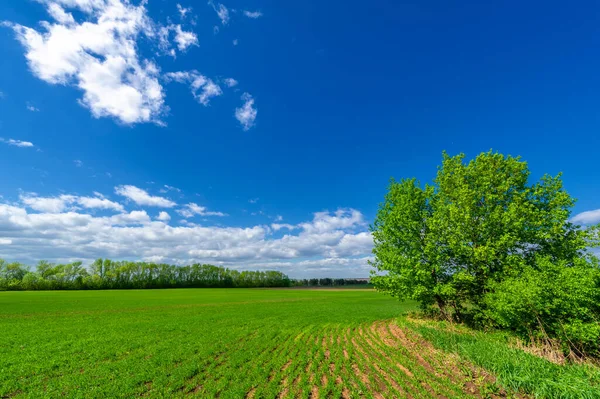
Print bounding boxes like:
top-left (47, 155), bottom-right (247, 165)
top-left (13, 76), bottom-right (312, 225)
top-left (20, 193), bottom-right (124, 213)
top-left (115, 185), bottom-right (176, 207)
top-left (224, 78), bottom-right (238, 87)
top-left (164, 71), bottom-right (222, 106)
top-left (75, 196), bottom-right (124, 212)
top-left (0, 238), bottom-right (12, 245)
top-left (177, 202), bottom-right (226, 218)
top-left (26, 103), bottom-right (40, 112)
top-left (176, 4), bottom-right (191, 19)
top-left (47, 3), bottom-right (76, 25)
top-left (0, 138), bottom-right (34, 148)
top-left (173, 25), bottom-right (198, 51)
top-left (299, 208), bottom-right (365, 234)
top-left (271, 223), bottom-right (295, 231)
top-left (157, 211), bottom-right (171, 221)
top-left (5, 0), bottom-right (166, 124)
top-left (21, 194), bottom-right (71, 213)
top-left (232, 38), bottom-right (238, 46)
top-left (243, 10), bottom-right (262, 19)
top-left (159, 184), bottom-right (182, 193)
top-left (572, 209), bottom-right (600, 225)
top-left (235, 93), bottom-right (257, 130)
top-left (0, 197), bottom-right (373, 277)
top-left (74, 159), bottom-right (83, 167)
top-left (248, 198), bottom-right (259, 204)
top-left (275, 215), bottom-right (283, 222)
top-left (159, 24), bottom-right (198, 55)
top-left (209, 1), bottom-right (229, 25)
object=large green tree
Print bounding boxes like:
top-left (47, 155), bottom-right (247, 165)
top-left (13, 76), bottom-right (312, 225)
top-left (370, 151), bottom-right (599, 322)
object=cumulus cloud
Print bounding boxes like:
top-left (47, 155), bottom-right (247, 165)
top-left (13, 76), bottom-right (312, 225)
top-left (243, 10), bottom-right (262, 18)
top-left (157, 211), bottom-right (171, 221)
top-left (20, 193), bottom-right (124, 213)
top-left (235, 92), bottom-right (257, 130)
top-left (177, 203), bottom-right (226, 217)
top-left (0, 195), bottom-right (373, 277)
top-left (75, 196), bottom-right (125, 212)
top-left (164, 70), bottom-right (222, 106)
top-left (209, 1), bottom-right (229, 25)
top-left (271, 223), bottom-right (296, 231)
top-left (0, 138), bottom-right (34, 148)
top-left (4, 0), bottom-right (165, 124)
top-left (115, 185), bottom-right (176, 207)
top-left (572, 209), bottom-right (600, 225)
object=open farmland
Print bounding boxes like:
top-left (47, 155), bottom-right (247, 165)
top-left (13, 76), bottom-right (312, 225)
top-left (0, 289), bottom-right (476, 398)
top-left (1, 288), bottom-right (598, 399)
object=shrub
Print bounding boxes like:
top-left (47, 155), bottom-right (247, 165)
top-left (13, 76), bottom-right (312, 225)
top-left (484, 256), bottom-right (600, 357)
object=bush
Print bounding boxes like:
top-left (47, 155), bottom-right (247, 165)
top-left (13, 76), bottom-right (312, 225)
top-left (484, 256), bottom-right (600, 357)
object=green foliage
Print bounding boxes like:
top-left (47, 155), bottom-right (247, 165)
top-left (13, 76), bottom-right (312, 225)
top-left (400, 318), bottom-right (600, 399)
top-left (0, 258), bottom-right (291, 290)
top-left (371, 150), bottom-right (600, 355)
top-left (484, 255), bottom-right (600, 357)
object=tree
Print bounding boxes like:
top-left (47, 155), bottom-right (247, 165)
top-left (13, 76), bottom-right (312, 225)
top-left (370, 151), bottom-right (599, 322)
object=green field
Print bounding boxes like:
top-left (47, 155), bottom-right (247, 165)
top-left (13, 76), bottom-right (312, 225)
top-left (1, 289), bottom-right (597, 398)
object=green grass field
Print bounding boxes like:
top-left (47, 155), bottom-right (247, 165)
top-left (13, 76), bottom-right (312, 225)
top-left (1, 289), bottom-right (598, 398)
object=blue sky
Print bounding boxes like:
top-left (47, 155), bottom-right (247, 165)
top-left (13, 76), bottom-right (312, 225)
top-left (0, 0), bottom-right (599, 277)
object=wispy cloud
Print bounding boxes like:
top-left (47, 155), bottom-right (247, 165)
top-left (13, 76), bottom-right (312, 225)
top-left (0, 138), bottom-right (34, 148)
top-left (159, 24), bottom-right (199, 55)
top-left (115, 185), bottom-right (176, 207)
top-left (224, 78), bottom-right (238, 88)
top-left (26, 103), bottom-right (39, 112)
top-left (177, 202), bottom-right (227, 217)
top-left (164, 71), bottom-right (223, 106)
top-left (572, 209), bottom-right (600, 225)
top-left (235, 93), bottom-right (257, 131)
top-left (177, 4), bottom-right (192, 19)
top-left (160, 184), bottom-right (182, 193)
top-left (209, 1), bottom-right (230, 25)
top-left (243, 10), bottom-right (262, 19)
top-left (73, 160), bottom-right (83, 167)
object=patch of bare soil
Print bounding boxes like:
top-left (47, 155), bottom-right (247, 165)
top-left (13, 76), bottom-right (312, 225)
top-left (381, 321), bottom-right (529, 399)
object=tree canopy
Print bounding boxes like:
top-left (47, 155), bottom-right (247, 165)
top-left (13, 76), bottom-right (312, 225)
top-left (370, 151), bottom-right (600, 356)
top-left (0, 259), bottom-right (291, 290)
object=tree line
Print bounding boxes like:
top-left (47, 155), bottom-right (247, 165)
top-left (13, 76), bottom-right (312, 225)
top-left (0, 259), bottom-right (292, 290)
top-left (371, 151), bottom-right (600, 358)
top-left (292, 278), bottom-right (370, 287)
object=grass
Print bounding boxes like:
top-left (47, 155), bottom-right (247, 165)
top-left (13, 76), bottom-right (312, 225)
top-left (400, 317), bottom-right (600, 399)
top-left (1, 289), bottom-right (598, 398)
